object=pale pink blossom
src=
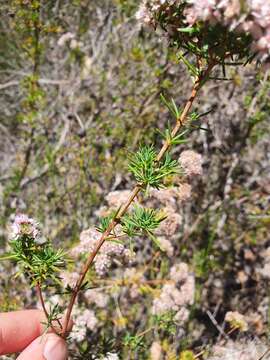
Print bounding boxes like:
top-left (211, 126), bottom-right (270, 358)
top-left (105, 190), bottom-right (133, 209)
top-left (152, 262), bottom-right (195, 319)
top-left (84, 289), bottom-right (109, 308)
top-left (179, 150), bottom-right (203, 177)
top-left (95, 253), bottom-right (111, 276)
top-left (71, 308), bottom-right (98, 342)
top-left (158, 237), bottom-right (174, 256)
top-left (170, 262), bottom-right (189, 282)
top-left (71, 227), bottom-right (130, 276)
top-left (136, 0), bottom-right (270, 64)
top-left (60, 271), bottom-right (80, 288)
top-left (156, 207), bottom-right (182, 236)
top-left (186, 0), bottom-right (217, 23)
top-left (11, 214), bottom-right (39, 239)
top-left (177, 183), bottom-right (192, 202)
top-left (136, 1), bottom-right (153, 25)
top-left (174, 307), bottom-right (190, 324)
top-left (150, 188), bottom-right (177, 208)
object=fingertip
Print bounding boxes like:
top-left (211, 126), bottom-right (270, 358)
top-left (43, 334), bottom-right (68, 360)
top-left (0, 309), bottom-right (45, 354)
top-left (17, 333), bottom-right (68, 360)
top-left (48, 312), bottom-right (73, 335)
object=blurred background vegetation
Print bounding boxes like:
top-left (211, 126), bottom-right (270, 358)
top-left (0, 0), bottom-right (270, 359)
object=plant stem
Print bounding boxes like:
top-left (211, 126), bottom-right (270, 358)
top-left (62, 62), bottom-right (215, 337)
top-left (36, 283), bottom-right (61, 334)
top-left (36, 283), bottom-right (49, 318)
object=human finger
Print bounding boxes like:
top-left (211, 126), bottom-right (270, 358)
top-left (16, 333), bottom-right (68, 360)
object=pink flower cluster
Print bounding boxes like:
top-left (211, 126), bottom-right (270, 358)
top-left (11, 214), bottom-right (39, 239)
top-left (84, 288), bottom-right (109, 308)
top-left (152, 262), bottom-right (195, 324)
top-left (178, 150), bottom-right (203, 177)
top-left (136, 0), bottom-right (270, 62)
top-left (140, 150), bottom-right (202, 254)
top-left (71, 227), bottom-right (132, 276)
top-left (70, 307), bottom-right (98, 342)
top-left (186, 0), bottom-right (270, 59)
top-left (105, 190), bottom-right (133, 209)
top-left (136, 0), bottom-right (179, 25)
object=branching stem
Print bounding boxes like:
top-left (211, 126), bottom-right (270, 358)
top-left (62, 61), bottom-right (216, 337)
top-left (36, 283), bottom-right (61, 334)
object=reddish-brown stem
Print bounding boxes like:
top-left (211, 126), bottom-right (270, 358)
top-left (36, 283), bottom-right (49, 318)
top-left (62, 62), bottom-right (215, 337)
top-left (36, 283), bottom-right (61, 334)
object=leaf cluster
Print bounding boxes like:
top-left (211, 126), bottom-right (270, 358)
top-left (41, 303), bottom-right (63, 333)
top-left (96, 215), bottom-right (113, 234)
top-left (123, 333), bottom-right (145, 351)
top-left (128, 145), bottom-right (179, 189)
top-left (6, 234), bottom-right (66, 287)
top-left (121, 205), bottom-right (166, 238)
top-left (153, 311), bottom-right (177, 335)
top-left (96, 209), bottom-right (120, 233)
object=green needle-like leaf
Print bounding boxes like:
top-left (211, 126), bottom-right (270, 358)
top-left (128, 145), bottom-right (180, 189)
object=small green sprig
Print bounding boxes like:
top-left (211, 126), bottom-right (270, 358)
top-left (123, 333), bottom-right (145, 352)
top-left (153, 311), bottom-right (177, 335)
top-left (5, 233), bottom-right (66, 287)
top-left (121, 205), bottom-right (166, 238)
top-left (96, 209), bottom-right (120, 233)
top-left (41, 303), bottom-right (63, 334)
top-left (96, 215), bottom-right (113, 234)
top-left (128, 145), bottom-right (179, 189)
top-left (160, 93), bottom-right (181, 119)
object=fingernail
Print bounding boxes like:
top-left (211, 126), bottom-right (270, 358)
top-left (43, 334), bottom-right (67, 360)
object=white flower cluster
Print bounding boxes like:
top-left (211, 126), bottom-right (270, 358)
top-left (149, 182), bottom-right (192, 207)
top-left (11, 214), bottom-right (39, 239)
top-left (156, 206), bottom-right (183, 237)
top-left (70, 308), bottom-right (98, 342)
top-left (152, 262), bottom-right (195, 324)
top-left (209, 339), bottom-right (270, 360)
top-left (60, 270), bottom-right (80, 288)
top-left (84, 288), bottom-right (109, 308)
top-left (71, 227), bottom-right (132, 276)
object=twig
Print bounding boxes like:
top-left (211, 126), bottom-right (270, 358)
top-left (62, 62), bottom-right (216, 337)
top-left (194, 350), bottom-right (204, 359)
top-left (206, 310), bottom-right (229, 340)
top-left (136, 326), bottom-right (154, 338)
top-left (0, 80), bottom-right (19, 90)
top-left (257, 348), bottom-right (270, 360)
top-left (36, 283), bottom-right (60, 334)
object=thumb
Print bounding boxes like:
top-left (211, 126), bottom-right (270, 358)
top-left (16, 333), bottom-right (68, 360)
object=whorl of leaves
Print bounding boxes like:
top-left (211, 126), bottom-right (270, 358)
top-left (128, 145), bottom-right (179, 189)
